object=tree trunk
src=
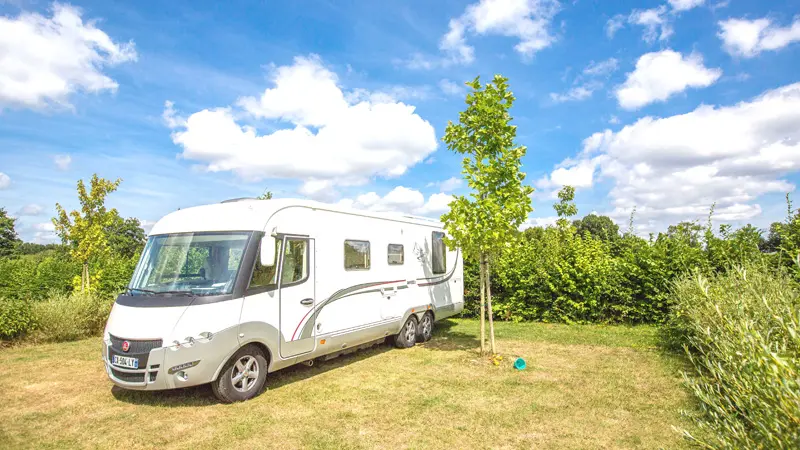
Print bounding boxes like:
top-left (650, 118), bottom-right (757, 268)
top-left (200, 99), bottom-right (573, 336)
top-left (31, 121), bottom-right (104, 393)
top-left (478, 252), bottom-right (486, 356)
top-left (487, 257), bottom-right (496, 354)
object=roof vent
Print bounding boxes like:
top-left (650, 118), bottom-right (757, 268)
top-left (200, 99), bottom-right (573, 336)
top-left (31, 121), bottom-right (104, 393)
top-left (220, 197), bottom-right (258, 204)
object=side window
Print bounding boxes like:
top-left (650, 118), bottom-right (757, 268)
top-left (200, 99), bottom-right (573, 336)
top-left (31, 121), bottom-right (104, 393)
top-left (388, 244), bottom-right (404, 265)
top-left (281, 238), bottom-right (308, 284)
top-left (344, 240), bottom-right (370, 270)
top-left (432, 231), bottom-right (446, 274)
top-left (248, 238), bottom-right (280, 290)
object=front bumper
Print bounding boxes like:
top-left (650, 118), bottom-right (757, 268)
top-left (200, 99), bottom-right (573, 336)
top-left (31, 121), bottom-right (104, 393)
top-left (102, 329), bottom-right (239, 391)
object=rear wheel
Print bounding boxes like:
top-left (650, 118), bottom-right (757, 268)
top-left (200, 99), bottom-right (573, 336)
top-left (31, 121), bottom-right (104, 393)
top-left (393, 316), bottom-right (418, 349)
top-left (416, 312), bottom-right (434, 342)
top-left (212, 345), bottom-right (268, 403)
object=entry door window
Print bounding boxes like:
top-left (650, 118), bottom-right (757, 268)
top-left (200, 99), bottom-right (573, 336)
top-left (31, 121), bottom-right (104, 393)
top-left (281, 238), bottom-right (309, 285)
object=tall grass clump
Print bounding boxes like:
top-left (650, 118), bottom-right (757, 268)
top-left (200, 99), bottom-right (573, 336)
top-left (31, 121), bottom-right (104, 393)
top-left (31, 292), bottom-right (114, 343)
top-left (666, 264), bottom-right (800, 448)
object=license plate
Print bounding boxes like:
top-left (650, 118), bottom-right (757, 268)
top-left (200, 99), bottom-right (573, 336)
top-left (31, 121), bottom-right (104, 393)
top-left (112, 355), bottom-right (139, 369)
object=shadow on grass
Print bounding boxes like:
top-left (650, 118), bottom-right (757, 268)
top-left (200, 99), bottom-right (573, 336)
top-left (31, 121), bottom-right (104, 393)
top-left (111, 319), bottom-right (473, 406)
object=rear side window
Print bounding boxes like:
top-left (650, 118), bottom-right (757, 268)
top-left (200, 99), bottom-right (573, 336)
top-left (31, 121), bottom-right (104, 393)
top-left (344, 240), bottom-right (370, 270)
top-left (387, 244), bottom-right (404, 265)
top-left (432, 232), bottom-right (446, 274)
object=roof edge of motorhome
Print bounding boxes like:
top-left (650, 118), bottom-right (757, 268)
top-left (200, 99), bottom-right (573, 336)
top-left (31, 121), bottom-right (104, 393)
top-left (148, 198), bottom-right (444, 235)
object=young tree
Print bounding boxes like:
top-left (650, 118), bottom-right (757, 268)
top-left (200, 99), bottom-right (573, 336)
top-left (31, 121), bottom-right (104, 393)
top-left (53, 175), bottom-right (122, 291)
top-left (441, 75), bottom-right (534, 355)
top-left (554, 185), bottom-right (578, 230)
top-left (0, 207), bottom-right (20, 258)
top-left (257, 189), bottom-right (273, 200)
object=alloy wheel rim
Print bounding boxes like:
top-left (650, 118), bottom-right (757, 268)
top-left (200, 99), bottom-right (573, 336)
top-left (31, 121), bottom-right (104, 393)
top-left (231, 355), bottom-right (259, 392)
top-left (422, 316), bottom-right (432, 336)
top-left (405, 320), bottom-right (416, 342)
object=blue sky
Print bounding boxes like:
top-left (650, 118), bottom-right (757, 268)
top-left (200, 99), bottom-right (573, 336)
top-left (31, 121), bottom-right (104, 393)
top-left (1, 0), bottom-right (799, 242)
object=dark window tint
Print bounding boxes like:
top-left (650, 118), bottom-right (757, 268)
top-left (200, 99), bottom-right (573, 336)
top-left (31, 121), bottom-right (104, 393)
top-left (345, 240), bottom-right (370, 270)
top-left (432, 232), bottom-right (446, 274)
top-left (388, 244), bottom-right (404, 265)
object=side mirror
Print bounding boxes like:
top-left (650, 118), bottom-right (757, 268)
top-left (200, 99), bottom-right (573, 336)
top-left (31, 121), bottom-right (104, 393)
top-left (260, 237), bottom-right (277, 266)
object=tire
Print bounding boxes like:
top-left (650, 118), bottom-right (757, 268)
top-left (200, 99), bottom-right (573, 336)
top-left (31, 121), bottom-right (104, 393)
top-left (393, 315), bottom-right (418, 349)
top-left (416, 312), bottom-right (434, 343)
top-left (211, 345), bottom-right (268, 403)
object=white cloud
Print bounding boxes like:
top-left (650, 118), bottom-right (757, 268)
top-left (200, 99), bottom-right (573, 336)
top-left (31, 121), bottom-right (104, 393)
top-left (337, 187), bottom-right (452, 217)
top-left (545, 82), bottom-right (800, 230)
top-left (167, 55), bottom-right (437, 186)
top-left (140, 220), bottom-right (156, 235)
top-left (16, 204), bottom-right (44, 216)
top-left (668, 0), bottom-right (705, 11)
top-left (536, 158), bottom-right (598, 190)
top-left (53, 154), bottom-right (71, 171)
top-left (606, 14), bottom-right (625, 39)
top-left (718, 17), bottom-right (800, 58)
top-left (551, 58), bottom-right (617, 104)
top-left (440, 0), bottom-right (561, 64)
top-left (583, 58), bottom-right (619, 77)
top-left (629, 6), bottom-right (673, 43)
top-left (0, 172), bottom-right (9, 189)
top-left (439, 79), bottom-right (465, 96)
top-left (609, 115), bottom-right (620, 125)
top-left (521, 216), bottom-right (558, 229)
top-left (616, 50), bottom-right (721, 110)
top-left (550, 83), bottom-right (599, 103)
top-left (429, 176), bottom-right (464, 192)
top-left (162, 100), bottom-right (185, 128)
top-left (0, 3), bottom-right (136, 110)
top-left (32, 222), bottom-right (57, 243)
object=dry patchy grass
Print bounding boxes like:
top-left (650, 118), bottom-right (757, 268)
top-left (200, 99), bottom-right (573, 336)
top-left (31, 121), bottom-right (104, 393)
top-left (0, 319), bottom-right (693, 449)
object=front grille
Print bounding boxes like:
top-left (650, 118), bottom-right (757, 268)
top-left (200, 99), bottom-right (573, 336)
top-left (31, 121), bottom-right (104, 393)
top-left (108, 335), bottom-right (162, 369)
top-left (109, 334), bottom-right (162, 353)
top-left (110, 367), bottom-right (145, 383)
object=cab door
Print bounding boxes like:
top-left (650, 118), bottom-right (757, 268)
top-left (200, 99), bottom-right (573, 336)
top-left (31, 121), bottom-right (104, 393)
top-left (278, 235), bottom-right (316, 358)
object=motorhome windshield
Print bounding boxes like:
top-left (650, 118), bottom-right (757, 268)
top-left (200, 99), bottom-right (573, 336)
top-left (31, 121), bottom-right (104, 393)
top-left (128, 232), bottom-right (252, 296)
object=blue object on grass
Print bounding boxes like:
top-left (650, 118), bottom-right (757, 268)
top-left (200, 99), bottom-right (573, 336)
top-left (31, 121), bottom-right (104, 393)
top-left (514, 358), bottom-right (526, 370)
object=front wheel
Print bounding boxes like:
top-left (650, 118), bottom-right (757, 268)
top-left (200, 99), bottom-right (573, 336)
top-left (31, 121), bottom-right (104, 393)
top-left (393, 316), bottom-right (418, 349)
top-left (212, 345), bottom-right (268, 403)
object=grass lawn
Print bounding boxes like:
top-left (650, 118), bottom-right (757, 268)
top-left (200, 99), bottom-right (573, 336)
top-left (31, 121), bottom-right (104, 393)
top-left (0, 319), bottom-right (694, 449)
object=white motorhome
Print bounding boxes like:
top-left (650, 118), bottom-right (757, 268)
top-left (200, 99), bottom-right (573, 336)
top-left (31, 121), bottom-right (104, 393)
top-left (103, 199), bottom-right (463, 402)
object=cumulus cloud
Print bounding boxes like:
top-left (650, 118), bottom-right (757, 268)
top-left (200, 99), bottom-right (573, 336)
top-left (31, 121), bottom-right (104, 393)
top-left (668, 0), bottom-right (705, 11)
top-left (0, 172), bottom-right (9, 189)
top-left (605, 14), bottom-right (625, 39)
top-left (53, 154), bottom-right (71, 171)
top-left (17, 204), bottom-right (44, 216)
top-left (439, 0), bottom-right (561, 64)
top-left (615, 50), bottom-right (721, 110)
top-left (718, 17), bottom-right (800, 58)
top-left (166, 55), bottom-right (437, 188)
top-left (543, 82), bottom-right (800, 230)
top-left (0, 3), bottom-right (137, 110)
top-left (337, 187), bottom-right (453, 217)
top-left (629, 6), bottom-right (673, 43)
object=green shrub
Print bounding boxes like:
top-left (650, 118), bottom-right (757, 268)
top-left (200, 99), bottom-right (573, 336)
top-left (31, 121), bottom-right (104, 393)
top-left (666, 265), bottom-right (800, 448)
top-left (0, 297), bottom-right (34, 340)
top-left (31, 292), bottom-right (114, 343)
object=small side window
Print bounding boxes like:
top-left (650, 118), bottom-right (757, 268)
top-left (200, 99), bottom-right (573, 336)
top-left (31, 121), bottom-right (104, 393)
top-left (248, 238), bottom-right (280, 290)
top-left (432, 231), bottom-right (446, 274)
top-left (388, 244), bottom-right (404, 265)
top-left (344, 240), bottom-right (370, 270)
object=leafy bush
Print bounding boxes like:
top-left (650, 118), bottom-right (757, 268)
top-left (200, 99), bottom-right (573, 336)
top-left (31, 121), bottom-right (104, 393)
top-left (31, 292), bottom-right (114, 343)
top-left (0, 297), bottom-right (34, 340)
top-left (666, 265), bottom-right (800, 448)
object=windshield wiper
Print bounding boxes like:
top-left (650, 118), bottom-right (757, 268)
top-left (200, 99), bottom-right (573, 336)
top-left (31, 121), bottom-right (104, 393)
top-left (157, 290), bottom-right (196, 297)
top-left (125, 287), bottom-right (157, 296)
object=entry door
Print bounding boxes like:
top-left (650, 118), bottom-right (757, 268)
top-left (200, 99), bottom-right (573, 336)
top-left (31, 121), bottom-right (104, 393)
top-left (278, 236), bottom-right (316, 358)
